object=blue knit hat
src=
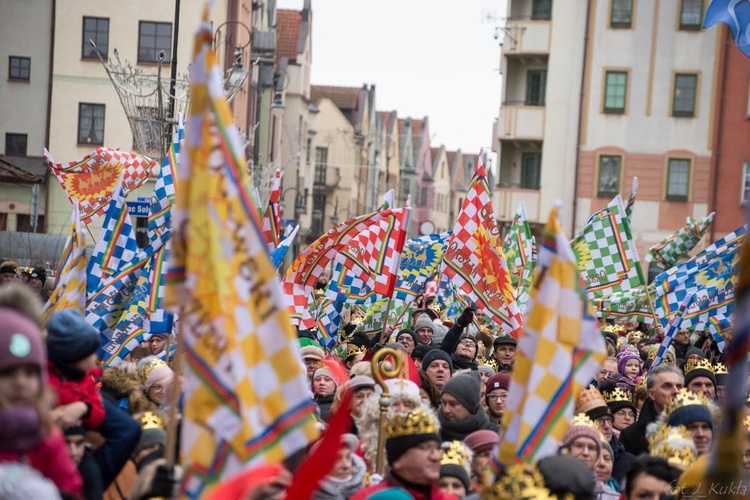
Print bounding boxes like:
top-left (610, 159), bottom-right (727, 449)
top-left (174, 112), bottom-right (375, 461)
top-left (667, 405), bottom-right (713, 430)
top-left (45, 309), bottom-right (100, 365)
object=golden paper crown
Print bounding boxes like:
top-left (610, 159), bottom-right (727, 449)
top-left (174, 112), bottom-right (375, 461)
top-left (139, 411), bottom-right (164, 430)
top-left (713, 362), bottom-right (728, 375)
top-left (627, 330), bottom-right (644, 343)
top-left (385, 410), bottom-right (438, 439)
top-left (601, 324), bottom-right (626, 335)
top-left (616, 337), bottom-right (626, 350)
top-left (441, 441), bottom-right (471, 468)
top-left (428, 303), bottom-right (443, 315)
top-left (684, 358), bottom-right (715, 376)
top-left (478, 357), bottom-right (499, 372)
top-left (647, 345), bottom-right (658, 361)
top-left (635, 377), bottom-right (647, 393)
top-left (648, 423), bottom-right (697, 469)
top-left (602, 387), bottom-right (633, 405)
top-left (744, 414), bottom-right (750, 432)
top-left (570, 413), bottom-right (604, 439)
top-left (140, 357), bottom-right (168, 383)
top-left (575, 386), bottom-right (607, 414)
top-left (344, 344), bottom-right (367, 359)
top-left (664, 388), bottom-right (709, 417)
top-left (486, 464), bottom-right (569, 500)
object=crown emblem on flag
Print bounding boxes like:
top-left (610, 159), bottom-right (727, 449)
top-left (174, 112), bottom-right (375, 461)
top-left (602, 387), bottom-right (633, 404)
top-left (440, 441), bottom-right (471, 468)
top-left (684, 358), bottom-right (715, 375)
top-left (665, 388), bottom-right (709, 417)
top-left (648, 423), bottom-right (697, 469)
top-left (385, 410), bottom-right (437, 439)
top-left (713, 362), bottom-right (728, 375)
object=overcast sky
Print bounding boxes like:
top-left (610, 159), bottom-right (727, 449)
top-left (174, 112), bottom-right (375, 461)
top-left (277, 0), bottom-right (506, 156)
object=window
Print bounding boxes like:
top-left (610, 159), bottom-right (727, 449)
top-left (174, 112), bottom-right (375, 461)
top-left (8, 56), bottom-right (30, 80)
top-left (520, 152), bottom-right (541, 190)
top-left (78, 103), bottom-right (105, 145)
top-left (679, 0), bottom-right (704, 30)
top-left (138, 21), bottom-right (172, 63)
top-left (312, 194), bottom-right (326, 235)
top-left (603, 71), bottom-right (628, 114)
top-left (400, 178), bottom-right (410, 202)
top-left (16, 214), bottom-right (45, 233)
top-left (5, 133), bottom-right (28, 156)
top-left (82, 17), bottom-right (109, 59)
top-left (743, 163), bottom-right (750, 204)
top-left (666, 159), bottom-right (690, 201)
top-left (532, 0), bottom-right (552, 20)
top-left (597, 155), bottom-right (622, 197)
top-left (314, 147), bottom-right (328, 185)
top-left (672, 73), bottom-right (698, 117)
top-left (420, 186), bottom-right (428, 206)
top-left (525, 70), bottom-right (547, 106)
top-left (610, 0), bottom-right (633, 28)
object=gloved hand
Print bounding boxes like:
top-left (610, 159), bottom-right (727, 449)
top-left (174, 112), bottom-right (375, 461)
top-left (456, 306), bottom-right (476, 328)
top-left (144, 463), bottom-right (179, 499)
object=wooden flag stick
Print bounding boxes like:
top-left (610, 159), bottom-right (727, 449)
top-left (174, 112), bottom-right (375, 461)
top-left (165, 322), bottom-right (183, 467)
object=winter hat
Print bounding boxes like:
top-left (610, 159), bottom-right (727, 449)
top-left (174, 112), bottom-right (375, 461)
top-left (602, 387), bottom-right (637, 415)
top-left (683, 358), bottom-right (716, 389)
top-left (0, 308), bottom-right (45, 374)
top-left (485, 372), bottom-right (510, 394)
top-left (385, 409), bottom-right (440, 464)
top-left (538, 455), bottom-right (595, 500)
top-left (714, 362), bottom-right (728, 386)
top-left (0, 405), bottom-right (44, 454)
top-left (562, 414), bottom-right (603, 457)
top-left (463, 429), bottom-right (499, 455)
top-left (299, 338), bottom-right (325, 362)
top-left (422, 349), bottom-right (453, 373)
top-left (63, 425), bottom-right (85, 437)
top-left (30, 267), bottom-right (46, 285)
top-left (615, 346), bottom-right (641, 376)
top-left (145, 364), bottom-right (174, 392)
top-left (684, 346), bottom-right (705, 360)
top-left (439, 441), bottom-right (472, 492)
top-left (442, 371), bottom-right (482, 414)
top-left (374, 377), bottom-right (421, 400)
top-left (411, 343), bottom-right (436, 361)
top-left (45, 309), bottom-right (101, 365)
top-left (134, 412), bottom-right (167, 454)
top-left (348, 375), bottom-right (375, 392)
top-left (0, 261), bottom-right (18, 275)
top-left (395, 328), bottom-right (418, 346)
top-left (313, 358), bottom-right (348, 386)
top-left (575, 386), bottom-right (611, 422)
top-left (412, 315), bottom-right (435, 337)
top-left (455, 335), bottom-right (478, 356)
top-left (477, 364), bottom-right (496, 377)
top-left (665, 388), bottom-right (713, 430)
top-left (493, 335), bottom-right (517, 348)
top-left (600, 439), bottom-right (613, 458)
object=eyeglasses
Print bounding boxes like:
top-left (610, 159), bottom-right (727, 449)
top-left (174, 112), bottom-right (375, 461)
top-left (458, 339), bottom-right (475, 346)
top-left (487, 394), bottom-right (508, 401)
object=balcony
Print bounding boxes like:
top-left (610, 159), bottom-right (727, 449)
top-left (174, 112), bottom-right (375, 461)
top-left (503, 18), bottom-right (551, 57)
top-left (497, 105), bottom-right (545, 142)
top-left (313, 166), bottom-right (340, 190)
top-left (493, 185), bottom-right (541, 222)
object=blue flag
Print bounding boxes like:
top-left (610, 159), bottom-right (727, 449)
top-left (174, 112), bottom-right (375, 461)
top-left (704, 0), bottom-right (750, 57)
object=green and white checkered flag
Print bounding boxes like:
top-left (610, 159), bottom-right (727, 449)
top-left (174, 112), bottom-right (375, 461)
top-left (594, 286), bottom-right (656, 324)
top-left (646, 212), bottom-right (714, 269)
top-left (502, 202), bottom-right (536, 313)
top-left (571, 195), bottom-right (646, 300)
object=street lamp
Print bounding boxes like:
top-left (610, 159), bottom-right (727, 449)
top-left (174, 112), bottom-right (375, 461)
top-left (280, 187), bottom-right (308, 221)
top-left (328, 198), bottom-right (352, 227)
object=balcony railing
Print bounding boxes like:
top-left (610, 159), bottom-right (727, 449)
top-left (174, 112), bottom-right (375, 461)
top-left (503, 19), bottom-right (551, 56)
top-left (313, 166), bottom-right (341, 189)
top-left (493, 186), bottom-right (542, 222)
top-left (497, 105), bottom-right (545, 141)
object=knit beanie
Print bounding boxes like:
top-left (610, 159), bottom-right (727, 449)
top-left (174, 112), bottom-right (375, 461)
top-left (600, 439), bottom-right (614, 458)
top-left (562, 415), bottom-right (603, 457)
top-left (0, 308), bottom-right (45, 375)
top-left (313, 366), bottom-right (338, 385)
top-left (683, 359), bottom-right (716, 389)
top-left (575, 386), bottom-right (611, 422)
top-left (145, 365), bottom-right (174, 391)
top-left (440, 463), bottom-right (471, 492)
top-left (442, 371), bottom-right (482, 414)
top-left (666, 394), bottom-right (713, 431)
top-left (463, 429), bottom-right (499, 455)
top-left (422, 349), bottom-right (453, 373)
top-left (411, 344), bottom-right (436, 361)
top-left (45, 309), bottom-right (101, 365)
top-left (477, 364), bottom-right (496, 377)
top-left (485, 372), bottom-right (510, 394)
top-left (538, 455), bottom-right (595, 500)
top-left (412, 316), bottom-right (435, 337)
top-left (684, 346), bottom-right (704, 360)
top-left (300, 345), bottom-right (325, 361)
top-left (616, 346), bottom-right (641, 377)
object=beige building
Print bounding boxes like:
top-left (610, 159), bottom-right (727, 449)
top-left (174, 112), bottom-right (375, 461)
top-left (430, 146), bottom-right (453, 233)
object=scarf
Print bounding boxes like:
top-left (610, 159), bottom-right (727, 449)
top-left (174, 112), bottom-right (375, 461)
top-left (450, 353), bottom-right (478, 371)
top-left (438, 408), bottom-right (498, 442)
top-left (314, 454), bottom-right (366, 500)
top-left (0, 405), bottom-right (44, 454)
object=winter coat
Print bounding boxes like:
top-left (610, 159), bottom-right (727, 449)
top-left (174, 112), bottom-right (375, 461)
top-left (313, 454), bottom-right (367, 500)
top-left (0, 426), bottom-right (83, 498)
top-left (619, 398), bottom-right (659, 456)
top-left (439, 409), bottom-right (499, 442)
top-left (609, 435), bottom-right (635, 484)
top-left (315, 393), bottom-right (335, 422)
top-left (47, 361), bottom-right (106, 430)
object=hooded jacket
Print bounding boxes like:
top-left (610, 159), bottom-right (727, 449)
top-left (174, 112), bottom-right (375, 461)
top-left (313, 453), bottom-right (367, 500)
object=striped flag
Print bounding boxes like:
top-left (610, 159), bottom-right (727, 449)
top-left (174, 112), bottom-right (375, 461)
top-left (502, 202), bottom-right (536, 313)
top-left (166, 10), bottom-right (318, 497)
top-left (43, 204), bottom-right (87, 323)
top-left (497, 204), bottom-right (607, 467)
top-left (261, 169), bottom-right (282, 252)
top-left (646, 213), bottom-right (714, 269)
top-left (442, 151), bottom-right (521, 336)
top-left (271, 225), bottom-right (299, 269)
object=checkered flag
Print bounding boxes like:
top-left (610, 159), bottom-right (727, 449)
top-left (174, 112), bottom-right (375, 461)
top-left (571, 195), bottom-right (645, 300)
top-left (646, 213), bottom-right (714, 268)
top-left (502, 202), bottom-right (536, 313)
top-left (442, 150), bottom-right (522, 336)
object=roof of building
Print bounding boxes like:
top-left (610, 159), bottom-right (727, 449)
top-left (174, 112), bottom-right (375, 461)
top-left (0, 156), bottom-right (44, 184)
top-left (311, 85), bottom-right (365, 128)
top-left (276, 9), bottom-right (302, 64)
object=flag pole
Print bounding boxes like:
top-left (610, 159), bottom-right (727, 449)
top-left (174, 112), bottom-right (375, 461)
top-left (165, 322), bottom-right (183, 467)
top-left (378, 297), bottom-right (393, 344)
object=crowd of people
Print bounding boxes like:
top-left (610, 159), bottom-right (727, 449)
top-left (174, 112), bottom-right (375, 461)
top-left (0, 258), bottom-right (749, 499)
